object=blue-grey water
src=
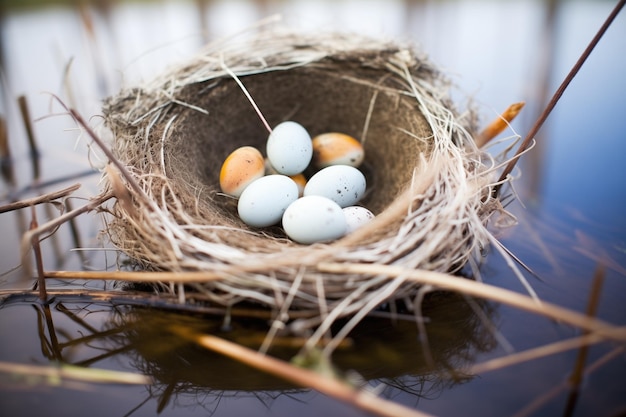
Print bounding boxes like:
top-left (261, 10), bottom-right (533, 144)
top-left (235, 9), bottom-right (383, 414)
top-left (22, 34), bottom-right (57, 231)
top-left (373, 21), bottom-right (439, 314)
top-left (1, 1), bottom-right (625, 416)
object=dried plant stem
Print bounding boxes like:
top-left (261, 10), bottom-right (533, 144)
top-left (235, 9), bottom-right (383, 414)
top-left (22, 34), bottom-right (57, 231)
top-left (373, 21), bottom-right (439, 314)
top-left (469, 331), bottom-right (611, 374)
top-left (0, 183), bottom-right (81, 214)
top-left (317, 262), bottom-right (626, 343)
top-left (17, 95), bottom-right (40, 181)
top-left (562, 264), bottom-right (605, 416)
top-left (510, 345), bottom-right (626, 417)
top-left (44, 269), bottom-right (228, 282)
top-left (29, 207), bottom-right (46, 300)
top-left (495, 0), bottom-right (626, 195)
top-left (220, 55), bottom-right (272, 134)
top-left (476, 102), bottom-right (525, 148)
top-left (21, 192), bottom-right (114, 280)
top-left (0, 360), bottom-right (151, 385)
top-left (172, 326), bottom-right (434, 417)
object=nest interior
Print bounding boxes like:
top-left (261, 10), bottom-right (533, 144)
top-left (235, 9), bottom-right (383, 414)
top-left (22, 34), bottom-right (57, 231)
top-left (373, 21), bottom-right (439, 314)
top-left (168, 61), bottom-right (432, 238)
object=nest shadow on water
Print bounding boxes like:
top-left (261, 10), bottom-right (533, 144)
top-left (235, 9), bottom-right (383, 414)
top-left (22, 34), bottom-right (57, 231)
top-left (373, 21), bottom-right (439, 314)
top-left (101, 30), bottom-right (508, 338)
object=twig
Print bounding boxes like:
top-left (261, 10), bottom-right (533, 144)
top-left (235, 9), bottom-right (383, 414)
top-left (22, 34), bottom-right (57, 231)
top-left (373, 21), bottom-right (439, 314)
top-left (29, 207), bottom-right (47, 301)
top-left (562, 264), bottom-right (605, 417)
top-left (510, 345), bottom-right (626, 417)
top-left (21, 192), bottom-right (114, 279)
top-left (171, 326), bottom-right (434, 417)
top-left (494, 0), bottom-right (626, 196)
top-left (0, 360), bottom-right (151, 385)
top-left (317, 262), bottom-right (626, 343)
top-left (0, 114), bottom-right (14, 186)
top-left (219, 54), bottom-right (273, 134)
top-left (0, 183), bottom-right (80, 213)
top-left (17, 95), bottom-right (40, 181)
top-left (468, 331), bottom-right (611, 375)
top-left (44, 269), bottom-right (228, 282)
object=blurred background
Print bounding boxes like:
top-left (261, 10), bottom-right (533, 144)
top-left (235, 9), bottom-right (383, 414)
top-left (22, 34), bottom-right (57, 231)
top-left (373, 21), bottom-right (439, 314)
top-left (1, 1), bottom-right (625, 416)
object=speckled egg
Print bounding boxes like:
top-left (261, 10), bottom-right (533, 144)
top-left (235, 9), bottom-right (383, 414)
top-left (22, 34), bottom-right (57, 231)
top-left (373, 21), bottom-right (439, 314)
top-left (282, 195), bottom-right (347, 244)
top-left (266, 121), bottom-right (313, 175)
top-left (237, 175), bottom-right (299, 228)
top-left (219, 146), bottom-right (265, 198)
top-left (303, 165), bottom-right (366, 208)
top-left (312, 132), bottom-right (365, 168)
top-left (343, 206), bottom-right (375, 234)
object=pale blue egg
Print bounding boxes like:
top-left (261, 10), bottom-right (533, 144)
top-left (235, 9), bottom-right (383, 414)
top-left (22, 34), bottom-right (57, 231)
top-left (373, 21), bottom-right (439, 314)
top-left (238, 175), bottom-right (299, 228)
top-left (304, 165), bottom-right (366, 208)
top-left (266, 121), bottom-right (313, 175)
top-left (282, 196), bottom-right (347, 244)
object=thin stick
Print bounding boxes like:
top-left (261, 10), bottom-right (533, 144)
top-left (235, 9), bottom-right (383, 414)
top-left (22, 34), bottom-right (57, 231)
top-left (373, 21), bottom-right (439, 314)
top-left (65, 198), bottom-right (87, 266)
top-left (0, 114), bottom-right (14, 186)
top-left (172, 327), bottom-right (434, 417)
top-left (17, 95), bottom-right (41, 181)
top-left (219, 54), bottom-right (273, 134)
top-left (29, 207), bottom-right (47, 301)
top-left (510, 345), bottom-right (626, 417)
top-left (0, 183), bottom-right (81, 213)
top-left (494, 0), bottom-right (626, 196)
top-left (476, 102), bottom-right (525, 148)
top-left (468, 331), bottom-right (610, 375)
top-left (562, 264), bottom-right (605, 417)
top-left (0, 360), bottom-right (150, 385)
top-left (44, 269), bottom-right (228, 282)
top-left (21, 192), bottom-right (114, 279)
top-left (317, 262), bottom-right (626, 343)
top-left (67, 108), bottom-right (147, 200)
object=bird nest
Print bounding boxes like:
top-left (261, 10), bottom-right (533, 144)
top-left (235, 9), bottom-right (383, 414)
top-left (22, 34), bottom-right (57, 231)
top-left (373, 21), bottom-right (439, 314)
top-left (101, 30), bottom-right (506, 332)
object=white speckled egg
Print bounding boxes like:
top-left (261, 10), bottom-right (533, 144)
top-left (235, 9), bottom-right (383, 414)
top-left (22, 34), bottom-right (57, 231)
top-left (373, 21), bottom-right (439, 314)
top-left (343, 206), bottom-right (375, 234)
top-left (219, 146), bottom-right (265, 197)
top-left (303, 165), bottom-right (366, 208)
top-left (282, 196), bottom-right (347, 244)
top-left (312, 132), bottom-right (365, 168)
top-left (266, 121), bottom-right (312, 175)
top-left (237, 175), bottom-right (299, 228)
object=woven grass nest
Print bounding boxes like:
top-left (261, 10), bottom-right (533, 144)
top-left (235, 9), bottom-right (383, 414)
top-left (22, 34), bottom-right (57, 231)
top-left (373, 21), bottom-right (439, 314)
top-left (102, 30), bottom-right (506, 332)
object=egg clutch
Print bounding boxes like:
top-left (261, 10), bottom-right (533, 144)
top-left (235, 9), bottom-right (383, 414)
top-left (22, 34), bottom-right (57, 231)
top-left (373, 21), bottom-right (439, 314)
top-left (219, 121), bottom-right (374, 244)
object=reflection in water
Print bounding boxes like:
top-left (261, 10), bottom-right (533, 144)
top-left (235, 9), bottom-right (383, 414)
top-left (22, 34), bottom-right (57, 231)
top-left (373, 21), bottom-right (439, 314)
top-left (0, 289), bottom-right (497, 415)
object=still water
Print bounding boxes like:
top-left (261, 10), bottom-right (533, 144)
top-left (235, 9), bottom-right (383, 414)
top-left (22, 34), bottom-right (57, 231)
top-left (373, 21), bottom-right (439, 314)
top-left (1, 1), bottom-right (625, 416)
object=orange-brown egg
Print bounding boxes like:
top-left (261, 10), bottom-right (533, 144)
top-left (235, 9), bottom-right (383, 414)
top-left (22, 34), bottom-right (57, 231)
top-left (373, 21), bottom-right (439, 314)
top-left (290, 173), bottom-right (307, 197)
top-left (219, 146), bottom-right (265, 197)
top-left (311, 132), bottom-right (364, 168)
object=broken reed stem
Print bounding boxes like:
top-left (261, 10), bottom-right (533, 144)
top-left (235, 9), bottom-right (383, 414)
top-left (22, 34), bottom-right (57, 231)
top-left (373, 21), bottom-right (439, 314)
top-left (317, 262), bottom-right (626, 344)
top-left (66, 107), bottom-right (148, 202)
top-left (562, 264), bottom-right (606, 416)
top-left (29, 207), bottom-right (47, 300)
top-left (495, 0), bottom-right (626, 196)
top-left (0, 183), bottom-right (81, 214)
top-left (17, 95), bottom-right (40, 181)
top-left (476, 102), bottom-right (525, 148)
top-left (171, 326), bottom-right (434, 417)
top-left (20, 192), bottom-right (114, 280)
top-left (0, 114), bottom-right (14, 186)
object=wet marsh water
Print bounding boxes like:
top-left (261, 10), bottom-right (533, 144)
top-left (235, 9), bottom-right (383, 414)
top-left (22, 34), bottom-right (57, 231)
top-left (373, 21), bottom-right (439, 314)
top-left (1, 1), bottom-right (626, 416)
